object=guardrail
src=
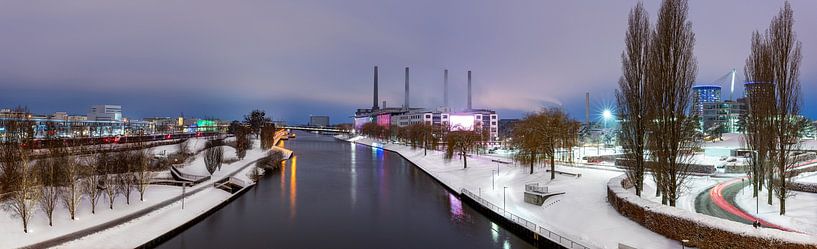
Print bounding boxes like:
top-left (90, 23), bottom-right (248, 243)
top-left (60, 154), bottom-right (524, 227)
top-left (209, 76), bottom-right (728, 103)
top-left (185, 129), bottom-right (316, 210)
top-left (461, 188), bottom-right (590, 249)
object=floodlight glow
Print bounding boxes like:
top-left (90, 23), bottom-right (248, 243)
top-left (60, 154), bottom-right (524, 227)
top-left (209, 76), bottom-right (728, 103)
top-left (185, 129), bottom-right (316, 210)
top-left (602, 109), bottom-right (613, 120)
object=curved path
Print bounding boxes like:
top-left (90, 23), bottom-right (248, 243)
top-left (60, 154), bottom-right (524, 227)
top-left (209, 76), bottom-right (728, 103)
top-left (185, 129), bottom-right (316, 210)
top-left (695, 177), bottom-right (796, 232)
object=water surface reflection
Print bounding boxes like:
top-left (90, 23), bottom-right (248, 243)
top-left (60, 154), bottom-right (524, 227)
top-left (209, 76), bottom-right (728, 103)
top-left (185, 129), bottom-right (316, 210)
top-left (158, 132), bottom-right (534, 249)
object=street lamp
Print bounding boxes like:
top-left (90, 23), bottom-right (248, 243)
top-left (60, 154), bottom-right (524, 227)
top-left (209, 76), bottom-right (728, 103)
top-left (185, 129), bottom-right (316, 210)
top-left (503, 186), bottom-right (509, 211)
top-left (492, 170), bottom-right (496, 190)
top-left (602, 109), bottom-right (613, 129)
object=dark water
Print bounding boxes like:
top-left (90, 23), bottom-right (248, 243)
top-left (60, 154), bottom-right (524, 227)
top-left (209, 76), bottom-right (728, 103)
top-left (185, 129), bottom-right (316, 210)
top-left (157, 132), bottom-right (534, 249)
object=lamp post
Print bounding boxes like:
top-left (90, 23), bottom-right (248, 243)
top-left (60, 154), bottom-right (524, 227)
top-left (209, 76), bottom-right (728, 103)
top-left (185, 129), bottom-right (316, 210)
top-left (503, 186), bottom-right (509, 211)
top-left (492, 170), bottom-right (496, 190)
top-left (181, 182), bottom-right (186, 210)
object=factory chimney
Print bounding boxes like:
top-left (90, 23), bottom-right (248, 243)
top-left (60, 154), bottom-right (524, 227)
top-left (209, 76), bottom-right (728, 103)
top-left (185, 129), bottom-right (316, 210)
top-left (444, 69), bottom-right (449, 109)
top-left (585, 92), bottom-right (590, 128)
top-left (372, 66), bottom-right (379, 110)
top-left (467, 70), bottom-right (472, 110)
top-left (404, 67), bottom-right (410, 110)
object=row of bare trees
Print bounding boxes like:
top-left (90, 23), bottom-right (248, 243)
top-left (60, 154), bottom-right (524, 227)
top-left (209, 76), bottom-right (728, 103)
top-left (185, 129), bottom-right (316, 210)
top-left (510, 108), bottom-right (580, 179)
top-left (394, 123), bottom-right (441, 156)
top-left (743, 2), bottom-right (803, 215)
top-left (360, 122), bottom-right (389, 140)
top-left (1, 108), bottom-right (158, 232)
top-left (617, 0), bottom-right (699, 206)
top-left (360, 120), bottom-right (492, 169)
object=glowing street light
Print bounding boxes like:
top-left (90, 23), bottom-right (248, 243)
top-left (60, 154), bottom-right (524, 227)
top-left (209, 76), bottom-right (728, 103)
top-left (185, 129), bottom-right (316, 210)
top-left (602, 109), bottom-right (613, 121)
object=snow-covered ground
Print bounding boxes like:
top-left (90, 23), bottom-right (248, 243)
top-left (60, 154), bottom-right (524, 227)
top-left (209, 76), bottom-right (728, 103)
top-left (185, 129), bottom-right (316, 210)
top-left (639, 175), bottom-right (727, 212)
top-left (353, 137), bottom-right (680, 249)
top-left (735, 184), bottom-right (817, 234)
top-left (794, 172), bottom-right (817, 184)
top-left (0, 137), bottom-right (274, 249)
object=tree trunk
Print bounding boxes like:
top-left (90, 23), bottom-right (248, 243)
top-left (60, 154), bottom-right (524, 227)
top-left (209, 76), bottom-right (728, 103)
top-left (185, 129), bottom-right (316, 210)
top-left (550, 156), bottom-right (555, 180)
top-left (767, 173), bottom-right (773, 205)
top-left (462, 152), bottom-right (467, 169)
top-left (779, 171), bottom-right (786, 215)
top-left (530, 161), bottom-right (534, 175)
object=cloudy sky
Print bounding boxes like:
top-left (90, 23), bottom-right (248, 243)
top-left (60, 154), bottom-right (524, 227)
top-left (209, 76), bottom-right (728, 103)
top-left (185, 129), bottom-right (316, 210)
top-left (0, 0), bottom-right (814, 124)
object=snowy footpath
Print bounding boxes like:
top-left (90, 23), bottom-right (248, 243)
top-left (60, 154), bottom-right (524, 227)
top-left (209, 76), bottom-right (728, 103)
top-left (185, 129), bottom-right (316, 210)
top-left (348, 137), bottom-right (681, 249)
top-left (0, 138), bottom-right (287, 249)
top-left (735, 182), bottom-right (817, 235)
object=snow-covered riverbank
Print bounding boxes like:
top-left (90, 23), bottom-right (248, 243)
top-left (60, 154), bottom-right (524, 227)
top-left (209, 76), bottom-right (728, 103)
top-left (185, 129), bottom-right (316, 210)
top-left (346, 136), bottom-right (680, 249)
top-left (0, 138), bottom-right (290, 249)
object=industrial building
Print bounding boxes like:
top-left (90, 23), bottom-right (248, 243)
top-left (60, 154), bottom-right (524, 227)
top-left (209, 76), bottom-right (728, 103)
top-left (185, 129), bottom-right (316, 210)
top-left (0, 105), bottom-right (224, 139)
top-left (354, 66), bottom-right (499, 142)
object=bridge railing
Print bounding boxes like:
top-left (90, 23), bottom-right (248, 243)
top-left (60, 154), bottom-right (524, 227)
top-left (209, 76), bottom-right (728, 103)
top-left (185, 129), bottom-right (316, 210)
top-left (461, 188), bottom-right (590, 249)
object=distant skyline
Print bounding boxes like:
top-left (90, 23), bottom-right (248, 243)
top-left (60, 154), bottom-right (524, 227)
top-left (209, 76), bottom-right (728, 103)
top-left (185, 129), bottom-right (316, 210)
top-left (1, 1), bottom-right (815, 124)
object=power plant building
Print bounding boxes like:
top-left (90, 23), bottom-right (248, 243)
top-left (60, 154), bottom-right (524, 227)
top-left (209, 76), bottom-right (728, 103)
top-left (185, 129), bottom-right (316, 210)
top-left (354, 66), bottom-right (499, 142)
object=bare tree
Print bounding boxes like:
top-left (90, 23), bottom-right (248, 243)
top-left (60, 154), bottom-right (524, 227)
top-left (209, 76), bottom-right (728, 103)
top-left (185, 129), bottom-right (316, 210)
top-left (177, 138), bottom-right (191, 157)
top-left (617, 2), bottom-right (651, 197)
top-left (244, 109), bottom-right (271, 137)
top-left (744, 31), bottom-right (776, 205)
top-left (524, 108), bottom-right (578, 180)
top-left (511, 113), bottom-right (548, 175)
top-left (34, 155), bottom-right (60, 226)
top-left (444, 131), bottom-right (481, 169)
top-left (117, 151), bottom-right (136, 205)
top-left (100, 146), bottom-right (119, 210)
top-left (61, 154), bottom-right (83, 220)
top-left (133, 149), bottom-right (154, 202)
top-left (644, 0), bottom-right (698, 206)
top-left (361, 122), bottom-right (388, 141)
top-left (767, 2), bottom-right (802, 215)
top-left (0, 107), bottom-right (40, 232)
top-left (82, 153), bottom-right (105, 214)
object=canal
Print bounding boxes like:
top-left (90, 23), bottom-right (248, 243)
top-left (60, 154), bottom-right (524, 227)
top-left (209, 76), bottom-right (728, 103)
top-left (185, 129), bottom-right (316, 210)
top-left (158, 132), bottom-right (534, 249)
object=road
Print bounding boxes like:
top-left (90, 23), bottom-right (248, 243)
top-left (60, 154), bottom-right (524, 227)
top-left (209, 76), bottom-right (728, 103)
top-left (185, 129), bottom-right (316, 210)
top-left (695, 178), bottom-right (753, 225)
top-left (695, 177), bottom-right (794, 231)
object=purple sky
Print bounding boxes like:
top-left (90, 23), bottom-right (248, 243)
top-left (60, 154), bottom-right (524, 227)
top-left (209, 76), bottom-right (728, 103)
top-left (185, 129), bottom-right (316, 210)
top-left (0, 1), bottom-right (815, 124)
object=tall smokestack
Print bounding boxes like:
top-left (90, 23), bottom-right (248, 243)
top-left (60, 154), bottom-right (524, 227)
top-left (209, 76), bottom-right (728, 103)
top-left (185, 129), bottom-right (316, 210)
top-left (404, 67), bottom-right (410, 110)
top-left (444, 69), bottom-right (449, 108)
top-left (373, 66), bottom-right (379, 110)
top-left (585, 92), bottom-right (590, 128)
top-left (467, 70), bottom-right (472, 110)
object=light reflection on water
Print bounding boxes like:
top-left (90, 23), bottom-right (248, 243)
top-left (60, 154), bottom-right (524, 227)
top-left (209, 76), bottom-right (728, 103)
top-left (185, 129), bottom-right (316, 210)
top-left (350, 143), bottom-right (357, 207)
top-left (157, 133), bottom-right (534, 249)
top-left (289, 156), bottom-right (297, 219)
top-left (449, 192), bottom-right (465, 222)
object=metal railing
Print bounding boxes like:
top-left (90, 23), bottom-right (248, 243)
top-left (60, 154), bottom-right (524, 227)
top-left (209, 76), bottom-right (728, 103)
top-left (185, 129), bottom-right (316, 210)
top-left (462, 189), bottom-right (590, 249)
